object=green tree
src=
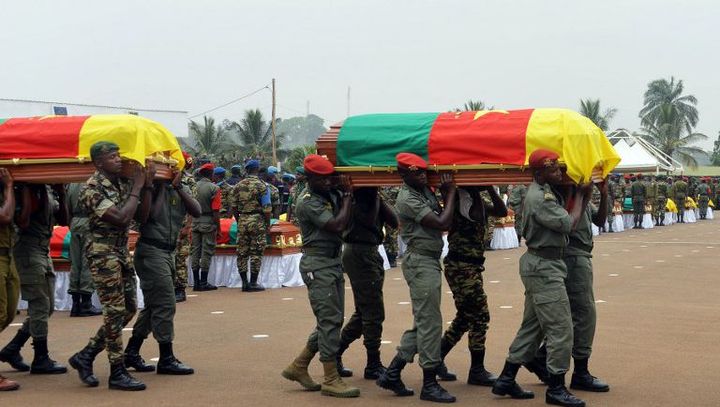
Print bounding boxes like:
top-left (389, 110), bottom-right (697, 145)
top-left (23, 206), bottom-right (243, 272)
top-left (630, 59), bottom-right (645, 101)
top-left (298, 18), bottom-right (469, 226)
top-left (226, 109), bottom-right (287, 162)
top-left (639, 76), bottom-right (698, 131)
top-left (456, 99), bottom-right (493, 111)
top-left (636, 104), bottom-right (707, 168)
top-left (276, 114), bottom-right (327, 147)
top-left (188, 116), bottom-right (236, 156)
top-left (283, 145), bottom-right (317, 173)
top-left (711, 131), bottom-right (720, 166)
top-left (579, 98), bottom-right (617, 131)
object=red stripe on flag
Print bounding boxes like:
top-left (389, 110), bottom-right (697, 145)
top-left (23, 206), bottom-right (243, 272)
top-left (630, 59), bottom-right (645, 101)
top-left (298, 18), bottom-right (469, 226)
top-left (0, 116), bottom-right (88, 159)
top-left (427, 110), bottom-right (533, 165)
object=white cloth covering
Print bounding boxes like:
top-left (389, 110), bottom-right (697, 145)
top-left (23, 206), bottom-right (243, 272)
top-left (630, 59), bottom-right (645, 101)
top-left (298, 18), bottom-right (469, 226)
top-left (490, 226), bottom-right (520, 250)
top-left (707, 208), bottom-right (714, 220)
top-left (684, 209), bottom-right (697, 223)
top-left (188, 253), bottom-right (303, 289)
top-left (641, 214), bottom-right (655, 229)
top-left (612, 215), bottom-right (625, 232)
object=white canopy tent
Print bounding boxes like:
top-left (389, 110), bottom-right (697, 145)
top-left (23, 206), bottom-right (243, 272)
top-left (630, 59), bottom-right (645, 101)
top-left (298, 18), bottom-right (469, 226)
top-left (607, 129), bottom-right (682, 174)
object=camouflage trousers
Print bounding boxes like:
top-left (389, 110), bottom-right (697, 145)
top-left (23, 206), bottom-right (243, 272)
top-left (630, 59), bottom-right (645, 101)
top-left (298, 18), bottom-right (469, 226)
top-left (236, 214), bottom-right (267, 277)
top-left (656, 196), bottom-right (667, 222)
top-left (698, 196), bottom-right (709, 218)
top-left (442, 256), bottom-right (490, 352)
top-left (383, 227), bottom-right (398, 262)
top-left (0, 253), bottom-right (20, 332)
top-left (85, 252), bottom-right (138, 364)
top-left (174, 233), bottom-right (190, 289)
top-left (14, 249), bottom-right (55, 339)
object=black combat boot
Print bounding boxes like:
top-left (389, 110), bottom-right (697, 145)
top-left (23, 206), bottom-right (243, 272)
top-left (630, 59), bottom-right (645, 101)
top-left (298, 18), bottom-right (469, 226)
top-left (175, 287), bottom-right (187, 302)
top-left (196, 271), bottom-right (217, 291)
top-left (78, 294), bottom-right (102, 316)
top-left (364, 349), bottom-right (386, 380)
top-left (336, 342), bottom-right (352, 377)
top-left (0, 329), bottom-right (31, 371)
top-left (248, 271), bottom-right (265, 292)
top-left (546, 373), bottom-right (585, 406)
top-left (491, 361), bottom-right (535, 399)
top-left (30, 338), bottom-right (67, 374)
top-left (192, 268), bottom-right (201, 291)
top-left (69, 345), bottom-right (102, 387)
top-left (570, 357), bottom-right (609, 392)
top-left (524, 353), bottom-right (551, 384)
top-left (436, 338), bottom-right (457, 381)
top-left (157, 342), bottom-right (194, 375)
top-left (467, 349), bottom-right (498, 386)
top-left (108, 362), bottom-right (146, 391)
top-left (387, 253), bottom-right (397, 268)
top-left (420, 367), bottom-right (456, 403)
top-left (123, 336), bottom-right (155, 372)
top-left (239, 269), bottom-right (250, 292)
top-left (70, 293), bottom-right (82, 317)
top-left (376, 355), bottom-right (414, 396)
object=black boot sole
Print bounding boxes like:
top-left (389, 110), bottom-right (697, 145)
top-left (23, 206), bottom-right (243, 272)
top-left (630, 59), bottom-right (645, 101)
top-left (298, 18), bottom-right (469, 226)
top-left (109, 383), bottom-right (147, 391)
top-left (30, 367), bottom-right (68, 374)
top-left (157, 367), bottom-right (195, 375)
top-left (376, 378), bottom-right (414, 397)
top-left (420, 391), bottom-right (457, 403)
top-left (546, 394), bottom-right (586, 407)
top-left (69, 356), bottom-right (99, 387)
top-left (570, 383), bottom-right (610, 393)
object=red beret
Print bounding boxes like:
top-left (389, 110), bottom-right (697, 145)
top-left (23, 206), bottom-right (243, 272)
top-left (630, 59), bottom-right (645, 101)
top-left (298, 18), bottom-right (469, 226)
top-left (396, 153), bottom-right (427, 170)
top-left (624, 174), bottom-right (631, 180)
top-left (200, 163), bottom-right (214, 171)
top-left (637, 173), bottom-right (643, 178)
top-left (528, 149), bottom-right (559, 169)
top-left (182, 151), bottom-right (192, 161)
top-left (303, 154), bottom-right (335, 175)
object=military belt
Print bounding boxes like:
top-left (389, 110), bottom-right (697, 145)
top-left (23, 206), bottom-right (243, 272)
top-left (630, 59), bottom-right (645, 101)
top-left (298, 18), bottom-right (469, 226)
top-left (567, 240), bottom-right (593, 253)
top-left (301, 246), bottom-right (341, 258)
top-left (407, 247), bottom-right (442, 259)
top-left (0, 247), bottom-right (9, 256)
top-left (344, 242), bottom-right (380, 248)
top-left (445, 251), bottom-right (486, 267)
top-left (138, 237), bottom-right (176, 252)
top-left (527, 247), bottom-right (565, 260)
top-left (16, 235), bottom-right (51, 247)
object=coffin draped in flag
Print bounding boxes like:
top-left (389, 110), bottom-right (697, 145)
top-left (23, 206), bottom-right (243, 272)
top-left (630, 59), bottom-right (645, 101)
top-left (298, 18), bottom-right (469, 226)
top-left (317, 108), bottom-right (620, 186)
top-left (0, 114), bottom-right (185, 183)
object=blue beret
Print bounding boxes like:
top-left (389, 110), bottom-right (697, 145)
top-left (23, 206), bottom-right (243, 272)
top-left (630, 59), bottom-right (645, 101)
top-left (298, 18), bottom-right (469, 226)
top-left (214, 167), bottom-right (226, 175)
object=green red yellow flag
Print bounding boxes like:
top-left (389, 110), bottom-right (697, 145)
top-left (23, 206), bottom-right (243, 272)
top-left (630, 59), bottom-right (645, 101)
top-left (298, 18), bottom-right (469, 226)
top-left (0, 114), bottom-right (185, 169)
top-left (337, 108), bottom-right (620, 183)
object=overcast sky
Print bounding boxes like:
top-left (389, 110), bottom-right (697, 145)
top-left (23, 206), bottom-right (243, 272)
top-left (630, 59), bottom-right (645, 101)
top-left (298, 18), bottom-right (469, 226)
top-left (1, 0), bottom-right (717, 148)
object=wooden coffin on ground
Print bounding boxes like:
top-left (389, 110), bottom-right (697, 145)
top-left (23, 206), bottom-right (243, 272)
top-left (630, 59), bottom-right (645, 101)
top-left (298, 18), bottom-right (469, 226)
top-left (317, 109), bottom-right (620, 186)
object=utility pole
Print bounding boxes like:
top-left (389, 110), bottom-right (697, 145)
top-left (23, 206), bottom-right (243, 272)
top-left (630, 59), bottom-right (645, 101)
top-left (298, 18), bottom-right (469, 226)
top-left (346, 86), bottom-right (351, 117)
top-left (271, 78), bottom-right (277, 166)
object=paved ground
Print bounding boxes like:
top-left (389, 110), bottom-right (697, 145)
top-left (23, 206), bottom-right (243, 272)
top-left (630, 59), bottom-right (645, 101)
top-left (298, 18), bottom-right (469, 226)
top-left (2, 219), bottom-right (719, 406)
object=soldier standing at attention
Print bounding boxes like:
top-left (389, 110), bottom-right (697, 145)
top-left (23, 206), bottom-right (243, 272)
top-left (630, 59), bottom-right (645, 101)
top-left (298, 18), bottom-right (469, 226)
top-left (214, 167), bottom-right (231, 218)
top-left (508, 184), bottom-right (528, 243)
top-left (492, 149), bottom-right (588, 407)
top-left (0, 183), bottom-right (67, 376)
top-left (190, 163), bottom-right (221, 291)
top-left (260, 167), bottom-right (281, 219)
top-left (377, 153), bottom-right (458, 403)
top-left (0, 169), bottom-right (20, 391)
top-left (231, 160), bottom-right (271, 292)
top-left (281, 154), bottom-right (359, 398)
top-left (286, 166), bottom-right (306, 223)
top-left (226, 165), bottom-right (243, 186)
top-left (655, 176), bottom-right (669, 226)
top-left (68, 141), bottom-right (152, 391)
top-left (439, 185), bottom-right (507, 386)
top-left (174, 152), bottom-right (196, 302)
top-left (123, 168), bottom-right (200, 376)
top-left (630, 175), bottom-right (646, 229)
top-left (670, 176), bottom-right (688, 223)
top-left (644, 175), bottom-right (657, 226)
top-left (380, 186), bottom-right (400, 267)
top-left (335, 187), bottom-right (398, 380)
top-left (696, 177), bottom-right (710, 220)
top-left (66, 182), bottom-right (102, 317)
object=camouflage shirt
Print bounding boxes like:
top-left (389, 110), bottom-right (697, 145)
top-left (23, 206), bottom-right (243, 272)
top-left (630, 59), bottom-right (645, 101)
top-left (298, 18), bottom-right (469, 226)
top-left (232, 175), bottom-right (270, 215)
top-left (447, 188), bottom-right (492, 259)
top-left (217, 181), bottom-right (232, 216)
top-left (80, 171), bottom-right (134, 254)
top-left (657, 182), bottom-right (669, 198)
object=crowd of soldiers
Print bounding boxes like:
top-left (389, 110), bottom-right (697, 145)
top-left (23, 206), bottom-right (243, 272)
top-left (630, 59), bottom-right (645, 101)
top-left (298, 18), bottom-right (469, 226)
top-left (282, 150), bottom-right (612, 407)
top-left (0, 141), bottom-right (305, 392)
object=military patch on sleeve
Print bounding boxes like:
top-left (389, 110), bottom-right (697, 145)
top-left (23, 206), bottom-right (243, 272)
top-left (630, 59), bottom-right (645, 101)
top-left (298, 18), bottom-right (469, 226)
top-left (543, 185), bottom-right (557, 201)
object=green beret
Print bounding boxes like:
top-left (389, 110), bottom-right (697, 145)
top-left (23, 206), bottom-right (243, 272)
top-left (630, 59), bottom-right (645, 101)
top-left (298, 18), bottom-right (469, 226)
top-left (90, 141), bottom-right (120, 161)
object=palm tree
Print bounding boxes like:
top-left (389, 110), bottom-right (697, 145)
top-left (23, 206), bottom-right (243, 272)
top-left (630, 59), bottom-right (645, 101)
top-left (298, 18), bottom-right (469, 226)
top-left (640, 76), bottom-right (698, 132)
top-left (188, 116), bottom-right (236, 156)
top-left (636, 104), bottom-right (707, 168)
top-left (455, 99), bottom-right (493, 112)
top-left (283, 145), bottom-right (317, 172)
top-left (227, 109), bottom-right (286, 160)
top-left (579, 98), bottom-right (617, 131)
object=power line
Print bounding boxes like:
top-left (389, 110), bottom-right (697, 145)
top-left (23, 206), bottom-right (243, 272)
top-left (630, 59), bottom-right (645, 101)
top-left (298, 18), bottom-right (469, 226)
top-left (187, 85), bottom-right (270, 119)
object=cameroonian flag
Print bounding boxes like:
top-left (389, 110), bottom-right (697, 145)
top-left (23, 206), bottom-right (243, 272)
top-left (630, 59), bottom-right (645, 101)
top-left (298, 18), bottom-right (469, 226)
top-left (0, 115), bottom-right (184, 169)
top-left (50, 226), bottom-right (71, 259)
top-left (336, 108), bottom-right (620, 183)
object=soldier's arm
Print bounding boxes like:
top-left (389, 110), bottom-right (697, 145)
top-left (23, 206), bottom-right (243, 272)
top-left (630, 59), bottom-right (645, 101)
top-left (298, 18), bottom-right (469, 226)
top-left (14, 185), bottom-right (32, 230)
top-left (356, 190), bottom-right (381, 229)
top-left (52, 184), bottom-right (69, 227)
top-left (0, 169), bottom-right (14, 225)
top-left (419, 173), bottom-right (457, 231)
top-left (101, 165), bottom-right (146, 227)
top-left (379, 197), bottom-right (399, 229)
top-left (173, 171), bottom-right (201, 218)
top-left (482, 186), bottom-right (508, 218)
top-left (592, 179), bottom-right (609, 227)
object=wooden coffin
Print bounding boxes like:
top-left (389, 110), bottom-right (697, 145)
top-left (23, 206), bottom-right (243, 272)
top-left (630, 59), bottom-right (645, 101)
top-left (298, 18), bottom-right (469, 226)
top-left (215, 221), bottom-right (302, 257)
top-left (2, 158), bottom-right (176, 184)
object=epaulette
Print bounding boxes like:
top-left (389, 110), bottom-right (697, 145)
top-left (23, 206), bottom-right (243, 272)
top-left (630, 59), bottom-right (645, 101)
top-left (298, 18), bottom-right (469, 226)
top-left (543, 184), bottom-right (557, 201)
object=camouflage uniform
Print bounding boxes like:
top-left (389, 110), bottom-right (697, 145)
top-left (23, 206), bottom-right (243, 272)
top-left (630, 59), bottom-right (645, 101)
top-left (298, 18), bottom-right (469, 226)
top-left (645, 179), bottom-right (657, 222)
top-left (697, 181), bottom-right (710, 219)
top-left (66, 183), bottom-right (95, 298)
top-left (174, 173), bottom-right (196, 290)
top-left (630, 179), bottom-right (646, 228)
top-left (0, 187), bottom-right (19, 332)
top-left (442, 189), bottom-right (493, 352)
top-left (670, 179), bottom-right (688, 223)
top-left (217, 181), bottom-right (233, 218)
top-left (80, 172), bottom-right (138, 365)
top-left (380, 187), bottom-right (399, 264)
top-left (288, 179), bottom-right (307, 224)
top-left (656, 179), bottom-right (668, 225)
top-left (267, 182), bottom-right (280, 218)
top-left (231, 175), bottom-right (270, 289)
top-left (508, 184), bottom-right (527, 241)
